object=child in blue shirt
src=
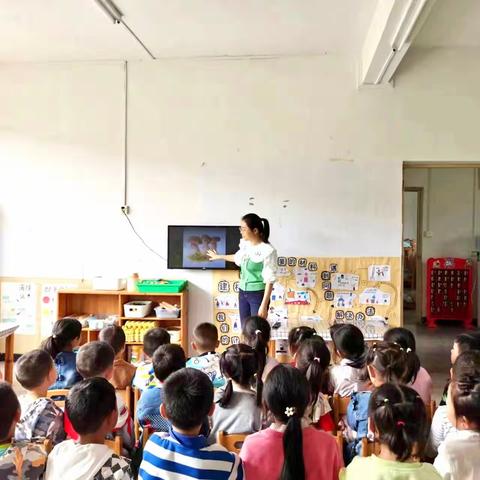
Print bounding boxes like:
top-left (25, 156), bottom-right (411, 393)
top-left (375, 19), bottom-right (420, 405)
top-left (42, 318), bottom-right (83, 390)
top-left (137, 344), bottom-right (186, 432)
top-left (139, 368), bottom-right (243, 480)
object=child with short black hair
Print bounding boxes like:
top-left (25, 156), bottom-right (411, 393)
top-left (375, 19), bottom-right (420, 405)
top-left (287, 326), bottom-right (317, 361)
top-left (243, 315), bottom-right (278, 381)
top-left (240, 364), bottom-right (343, 480)
top-left (45, 377), bottom-right (133, 480)
top-left (0, 382), bottom-right (48, 480)
top-left (139, 368), bottom-right (243, 480)
top-left (296, 337), bottom-right (334, 432)
top-left (42, 317), bottom-right (83, 390)
top-left (14, 349), bottom-right (65, 446)
top-left (137, 343), bottom-right (186, 431)
top-left (99, 325), bottom-right (136, 389)
top-left (67, 341), bottom-right (133, 448)
top-left (132, 327), bottom-right (171, 391)
top-left (341, 383), bottom-right (441, 479)
top-left (208, 343), bottom-right (262, 444)
top-left (384, 327), bottom-right (432, 404)
top-left (330, 323), bottom-right (367, 396)
top-left (434, 350), bottom-right (480, 479)
top-left (186, 322), bottom-right (225, 388)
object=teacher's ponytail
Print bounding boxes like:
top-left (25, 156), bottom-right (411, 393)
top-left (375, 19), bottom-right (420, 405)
top-left (241, 213), bottom-right (270, 243)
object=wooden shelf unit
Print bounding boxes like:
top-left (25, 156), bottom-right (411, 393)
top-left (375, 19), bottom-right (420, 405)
top-left (57, 290), bottom-right (188, 353)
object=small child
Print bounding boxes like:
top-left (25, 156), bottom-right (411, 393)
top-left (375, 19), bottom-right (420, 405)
top-left (384, 327), bottom-right (432, 404)
top-left (72, 341), bottom-right (134, 449)
top-left (434, 350), bottom-right (480, 479)
top-left (99, 325), bottom-right (136, 389)
top-left (345, 341), bottom-right (410, 461)
top-left (45, 377), bottom-right (133, 480)
top-left (240, 364), bottom-right (343, 480)
top-left (132, 327), bottom-right (171, 391)
top-left (208, 343), bottom-right (262, 444)
top-left (14, 349), bottom-right (65, 446)
top-left (186, 322), bottom-right (225, 388)
top-left (341, 383), bottom-right (441, 479)
top-left (42, 317), bottom-right (83, 390)
top-left (427, 331), bottom-right (480, 457)
top-left (330, 324), bottom-right (367, 397)
top-left (243, 315), bottom-right (278, 382)
top-left (139, 368), bottom-right (243, 480)
top-left (137, 344), bottom-right (186, 431)
top-left (296, 337), bottom-right (334, 432)
top-left (0, 382), bottom-right (48, 480)
top-left (287, 326), bottom-right (317, 363)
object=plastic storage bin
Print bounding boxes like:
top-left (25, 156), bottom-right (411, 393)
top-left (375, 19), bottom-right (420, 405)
top-left (123, 301), bottom-right (153, 318)
top-left (154, 306), bottom-right (180, 319)
top-left (136, 279), bottom-right (187, 293)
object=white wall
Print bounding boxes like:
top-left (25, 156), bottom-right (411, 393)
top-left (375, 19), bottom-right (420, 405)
top-left (2, 47), bottom-right (480, 350)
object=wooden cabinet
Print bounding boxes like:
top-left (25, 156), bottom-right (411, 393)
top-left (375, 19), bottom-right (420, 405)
top-left (56, 290), bottom-right (188, 355)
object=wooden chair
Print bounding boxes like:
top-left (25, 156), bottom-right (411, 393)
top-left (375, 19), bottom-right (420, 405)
top-left (47, 389), bottom-right (70, 409)
top-left (335, 432), bottom-right (344, 456)
top-left (43, 438), bottom-right (53, 454)
top-left (142, 426), bottom-right (154, 448)
top-left (133, 387), bottom-right (141, 443)
top-left (332, 394), bottom-right (351, 434)
top-left (217, 431), bottom-right (248, 454)
top-left (426, 399), bottom-right (437, 424)
top-left (105, 435), bottom-right (122, 456)
top-left (116, 386), bottom-right (133, 413)
top-left (361, 437), bottom-right (381, 457)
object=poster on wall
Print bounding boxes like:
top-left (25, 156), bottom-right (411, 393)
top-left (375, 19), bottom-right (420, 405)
top-left (41, 284), bottom-right (76, 336)
top-left (1, 282), bottom-right (37, 335)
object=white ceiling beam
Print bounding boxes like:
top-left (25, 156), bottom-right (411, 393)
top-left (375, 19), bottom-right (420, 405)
top-left (359, 0), bottom-right (438, 86)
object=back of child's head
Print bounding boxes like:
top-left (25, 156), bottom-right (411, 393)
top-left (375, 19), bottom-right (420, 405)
top-left (287, 326), bottom-right (317, 356)
top-left (453, 332), bottom-right (480, 357)
top-left (263, 365), bottom-right (309, 480)
top-left (384, 327), bottom-right (421, 383)
top-left (99, 325), bottom-right (126, 356)
top-left (243, 315), bottom-right (270, 384)
top-left (41, 317), bottom-right (82, 359)
top-left (366, 341), bottom-right (410, 384)
top-left (193, 322), bottom-right (218, 352)
top-left (450, 350), bottom-right (480, 430)
top-left (0, 382), bottom-right (20, 441)
top-left (15, 349), bottom-right (54, 390)
top-left (218, 343), bottom-right (259, 407)
top-left (369, 383), bottom-right (428, 461)
top-left (163, 368), bottom-right (213, 431)
top-left (152, 343), bottom-right (186, 382)
top-left (76, 341), bottom-right (115, 379)
top-left (143, 327), bottom-right (171, 358)
top-left (66, 377), bottom-right (117, 435)
top-left (296, 337), bottom-right (331, 403)
top-left (330, 323), bottom-right (366, 369)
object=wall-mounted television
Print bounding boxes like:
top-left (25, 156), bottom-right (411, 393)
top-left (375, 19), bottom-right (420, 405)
top-left (168, 225), bottom-right (241, 270)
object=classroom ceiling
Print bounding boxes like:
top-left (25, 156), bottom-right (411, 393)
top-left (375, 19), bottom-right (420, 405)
top-left (0, 0), bottom-right (379, 62)
top-left (414, 0), bottom-right (480, 48)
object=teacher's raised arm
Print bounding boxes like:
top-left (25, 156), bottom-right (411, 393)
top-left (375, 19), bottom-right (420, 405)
top-left (208, 213), bottom-right (277, 328)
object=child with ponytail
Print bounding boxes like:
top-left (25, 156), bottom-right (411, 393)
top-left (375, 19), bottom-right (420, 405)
top-left (287, 326), bottom-right (317, 363)
top-left (384, 327), bottom-right (432, 404)
top-left (434, 350), bottom-right (480, 479)
top-left (341, 383), bottom-right (441, 479)
top-left (344, 341), bottom-right (411, 461)
top-left (243, 315), bottom-right (278, 382)
top-left (296, 337), bottom-right (334, 431)
top-left (240, 364), bottom-right (343, 480)
top-left (208, 344), bottom-right (262, 444)
top-left (41, 318), bottom-right (83, 390)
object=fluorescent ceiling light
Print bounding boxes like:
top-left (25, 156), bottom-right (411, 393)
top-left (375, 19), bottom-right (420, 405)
top-left (94, 0), bottom-right (123, 24)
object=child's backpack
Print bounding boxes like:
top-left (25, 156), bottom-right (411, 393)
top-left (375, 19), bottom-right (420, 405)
top-left (345, 391), bottom-right (370, 463)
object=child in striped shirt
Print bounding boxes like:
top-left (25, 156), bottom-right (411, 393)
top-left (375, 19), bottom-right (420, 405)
top-left (139, 368), bottom-right (243, 480)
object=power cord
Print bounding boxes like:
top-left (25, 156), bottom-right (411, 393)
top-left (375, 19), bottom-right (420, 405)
top-left (121, 209), bottom-right (167, 262)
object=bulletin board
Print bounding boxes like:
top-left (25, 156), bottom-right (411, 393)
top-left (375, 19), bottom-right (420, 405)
top-left (212, 256), bottom-right (401, 351)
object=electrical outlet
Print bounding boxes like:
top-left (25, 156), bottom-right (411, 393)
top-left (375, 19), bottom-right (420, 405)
top-left (121, 205), bottom-right (130, 214)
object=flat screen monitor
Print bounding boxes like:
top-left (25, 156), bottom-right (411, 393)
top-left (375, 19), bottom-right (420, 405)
top-left (168, 225), bottom-right (241, 270)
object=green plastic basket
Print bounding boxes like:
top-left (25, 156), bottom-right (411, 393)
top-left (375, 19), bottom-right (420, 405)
top-left (136, 279), bottom-right (187, 293)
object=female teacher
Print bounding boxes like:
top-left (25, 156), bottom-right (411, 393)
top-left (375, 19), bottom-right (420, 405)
top-left (207, 213), bottom-right (277, 327)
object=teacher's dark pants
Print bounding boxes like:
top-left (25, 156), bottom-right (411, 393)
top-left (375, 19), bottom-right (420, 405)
top-left (239, 289), bottom-right (265, 329)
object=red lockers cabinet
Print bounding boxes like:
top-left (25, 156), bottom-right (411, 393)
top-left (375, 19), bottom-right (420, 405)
top-left (426, 257), bottom-right (474, 329)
